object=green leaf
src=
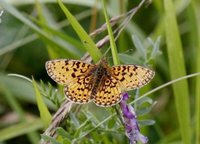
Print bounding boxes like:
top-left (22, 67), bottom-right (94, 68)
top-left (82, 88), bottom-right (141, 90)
top-left (132, 34), bottom-right (146, 60)
top-left (164, 0), bottom-right (191, 143)
top-left (62, 138), bottom-right (71, 144)
top-left (32, 78), bottom-right (51, 128)
top-left (56, 127), bottom-right (73, 140)
top-left (57, 0), bottom-right (102, 62)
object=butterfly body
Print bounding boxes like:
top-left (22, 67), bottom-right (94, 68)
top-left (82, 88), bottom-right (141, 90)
top-left (46, 59), bottom-right (154, 107)
top-left (90, 60), bottom-right (111, 99)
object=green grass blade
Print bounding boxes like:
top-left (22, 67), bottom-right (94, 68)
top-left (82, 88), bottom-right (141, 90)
top-left (0, 119), bottom-right (43, 142)
top-left (191, 1), bottom-right (200, 143)
top-left (57, 0), bottom-right (102, 62)
top-left (34, 0), bottom-right (55, 59)
top-left (195, 46), bottom-right (200, 141)
top-left (34, 0), bottom-right (84, 59)
top-left (32, 78), bottom-right (51, 128)
top-left (102, 0), bottom-right (120, 65)
top-left (35, 0), bottom-right (46, 26)
top-left (30, 17), bottom-right (85, 52)
top-left (185, 1), bottom-right (200, 143)
top-left (164, 0), bottom-right (191, 143)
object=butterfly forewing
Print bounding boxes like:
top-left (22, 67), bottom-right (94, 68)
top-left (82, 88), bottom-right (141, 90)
top-left (46, 59), bottom-right (96, 104)
top-left (111, 65), bottom-right (155, 91)
top-left (46, 59), bottom-right (95, 85)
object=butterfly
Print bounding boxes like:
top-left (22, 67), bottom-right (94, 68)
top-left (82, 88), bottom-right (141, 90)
top-left (45, 59), bottom-right (155, 107)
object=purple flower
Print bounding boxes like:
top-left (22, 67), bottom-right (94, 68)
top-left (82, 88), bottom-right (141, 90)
top-left (120, 93), bottom-right (148, 144)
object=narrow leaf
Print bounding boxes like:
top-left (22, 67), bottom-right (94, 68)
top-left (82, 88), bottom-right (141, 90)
top-left (32, 78), bottom-right (51, 128)
top-left (164, 0), bottom-right (191, 143)
top-left (57, 0), bottom-right (102, 62)
top-left (102, 0), bottom-right (120, 65)
top-left (191, 1), bottom-right (200, 143)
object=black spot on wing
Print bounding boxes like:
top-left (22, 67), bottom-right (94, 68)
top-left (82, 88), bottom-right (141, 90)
top-left (71, 73), bottom-right (76, 78)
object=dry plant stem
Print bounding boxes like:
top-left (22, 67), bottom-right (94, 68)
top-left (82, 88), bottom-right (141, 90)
top-left (41, 100), bottom-right (73, 144)
top-left (89, 0), bottom-right (98, 33)
top-left (82, 0), bottom-right (149, 62)
top-left (89, 0), bottom-right (147, 37)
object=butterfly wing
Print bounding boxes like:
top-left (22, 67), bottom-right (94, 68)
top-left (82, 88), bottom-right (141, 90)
top-left (111, 65), bottom-right (155, 91)
top-left (64, 74), bottom-right (95, 104)
top-left (93, 75), bottom-right (123, 107)
top-left (46, 59), bottom-right (94, 85)
top-left (46, 59), bottom-right (96, 103)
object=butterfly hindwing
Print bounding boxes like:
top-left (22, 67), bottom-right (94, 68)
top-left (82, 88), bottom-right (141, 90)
top-left (93, 75), bottom-right (123, 107)
top-left (64, 75), bottom-right (94, 104)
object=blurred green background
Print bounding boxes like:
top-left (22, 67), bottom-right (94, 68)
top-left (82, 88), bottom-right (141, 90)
top-left (0, 0), bottom-right (200, 144)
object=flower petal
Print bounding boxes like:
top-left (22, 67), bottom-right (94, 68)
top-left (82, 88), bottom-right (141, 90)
top-left (120, 93), bottom-right (148, 144)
